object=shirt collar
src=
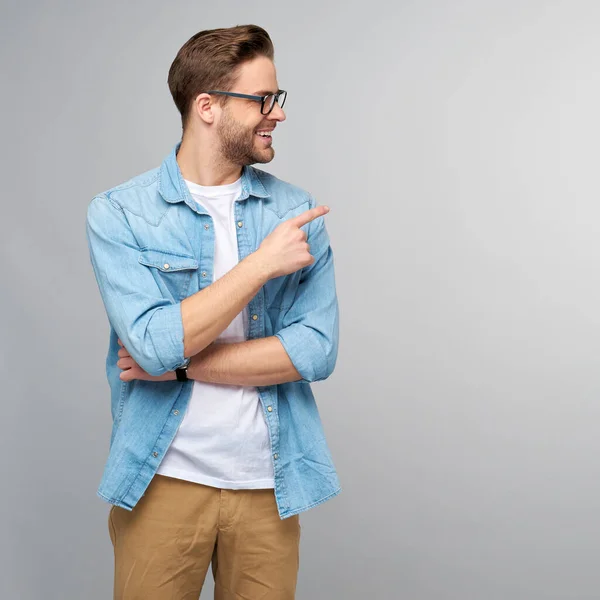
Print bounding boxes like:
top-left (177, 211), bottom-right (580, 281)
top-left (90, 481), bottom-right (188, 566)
top-left (158, 141), bottom-right (270, 203)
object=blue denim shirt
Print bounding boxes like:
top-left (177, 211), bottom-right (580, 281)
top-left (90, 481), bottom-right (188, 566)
top-left (85, 142), bottom-right (341, 519)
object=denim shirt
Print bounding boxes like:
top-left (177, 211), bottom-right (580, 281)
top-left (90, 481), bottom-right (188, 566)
top-left (85, 142), bottom-right (341, 519)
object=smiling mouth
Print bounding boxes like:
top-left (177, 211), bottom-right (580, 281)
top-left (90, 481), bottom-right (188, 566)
top-left (255, 130), bottom-right (273, 143)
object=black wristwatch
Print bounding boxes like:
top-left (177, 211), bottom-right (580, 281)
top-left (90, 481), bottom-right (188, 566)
top-left (175, 358), bottom-right (191, 382)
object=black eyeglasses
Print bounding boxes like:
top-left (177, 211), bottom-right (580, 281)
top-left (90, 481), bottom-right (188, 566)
top-left (204, 89), bottom-right (287, 115)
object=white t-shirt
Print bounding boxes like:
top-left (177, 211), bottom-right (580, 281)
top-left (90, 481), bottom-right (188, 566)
top-left (156, 176), bottom-right (275, 489)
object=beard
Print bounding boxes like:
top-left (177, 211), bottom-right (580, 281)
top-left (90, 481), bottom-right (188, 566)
top-left (216, 107), bottom-right (274, 166)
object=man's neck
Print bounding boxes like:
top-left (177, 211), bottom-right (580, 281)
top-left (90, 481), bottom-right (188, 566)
top-left (177, 136), bottom-right (242, 187)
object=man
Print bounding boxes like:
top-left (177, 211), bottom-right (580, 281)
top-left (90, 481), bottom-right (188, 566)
top-left (85, 24), bottom-right (341, 599)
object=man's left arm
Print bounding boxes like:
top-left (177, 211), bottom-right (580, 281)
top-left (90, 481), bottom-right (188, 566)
top-left (118, 196), bottom-right (339, 386)
top-left (188, 336), bottom-right (302, 385)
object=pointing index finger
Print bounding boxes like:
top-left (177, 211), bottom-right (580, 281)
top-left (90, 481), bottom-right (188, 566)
top-left (289, 205), bottom-right (330, 229)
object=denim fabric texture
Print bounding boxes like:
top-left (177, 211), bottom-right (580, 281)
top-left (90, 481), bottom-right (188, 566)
top-left (85, 142), bottom-right (341, 519)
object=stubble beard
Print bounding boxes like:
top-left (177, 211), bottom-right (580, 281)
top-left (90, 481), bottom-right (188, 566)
top-left (216, 108), bottom-right (275, 166)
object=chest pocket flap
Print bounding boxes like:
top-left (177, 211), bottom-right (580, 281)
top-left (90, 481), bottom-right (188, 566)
top-left (138, 249), bottom-right (199, 272)
top-left (138, 249), bottom-right (199, 300)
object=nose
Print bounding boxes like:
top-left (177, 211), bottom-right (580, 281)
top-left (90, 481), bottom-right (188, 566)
top-left (269, 101), bottom-right (286, 122)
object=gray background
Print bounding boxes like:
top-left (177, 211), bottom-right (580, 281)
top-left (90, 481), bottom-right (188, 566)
top-left (2, 0), bottom-right (600, 598)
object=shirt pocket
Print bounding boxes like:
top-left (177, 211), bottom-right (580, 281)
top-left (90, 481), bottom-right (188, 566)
top-left (138, 248), bottom-right (199, 301)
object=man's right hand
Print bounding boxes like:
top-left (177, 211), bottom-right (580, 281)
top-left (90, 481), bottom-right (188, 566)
top-left (255, 205), bottom-right (330, 279)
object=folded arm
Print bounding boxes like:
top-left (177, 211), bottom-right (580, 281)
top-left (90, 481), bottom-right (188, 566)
top-left (89, 194), bottom-right (338, 383)
top-left (189, 195), bottom-right (339, 386)
top-left (86, 195), bottom-right (270, 376)
top-left (187, 337), bottom-right (302, 386)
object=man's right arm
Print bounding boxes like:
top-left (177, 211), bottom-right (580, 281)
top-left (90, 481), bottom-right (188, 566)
top-left (179, 253), bottom-right (270, 358)
top-left (86, 195), bottom-right (327, 377)
top-left (86, 196), bottom-right (271, 376)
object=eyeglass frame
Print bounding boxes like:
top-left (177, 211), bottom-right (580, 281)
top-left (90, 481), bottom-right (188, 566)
top-left (203, 89), bottom-right (287, 115)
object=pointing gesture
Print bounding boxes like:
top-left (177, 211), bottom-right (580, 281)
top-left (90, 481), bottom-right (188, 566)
top-left (256, 205), bottom-right (330, 279)
top-left (288, 205), bottom-right (330, 229)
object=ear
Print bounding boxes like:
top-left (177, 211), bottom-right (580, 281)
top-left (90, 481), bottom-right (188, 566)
top-left (193, 92), bottom-right (216, 125)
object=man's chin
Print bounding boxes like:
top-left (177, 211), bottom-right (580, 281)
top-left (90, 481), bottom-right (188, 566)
top-left (246, 150), bottom-right (275, 165)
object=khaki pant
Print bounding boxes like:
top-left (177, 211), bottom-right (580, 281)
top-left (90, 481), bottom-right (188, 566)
top-left (108, 474), bottom-right (300, 599)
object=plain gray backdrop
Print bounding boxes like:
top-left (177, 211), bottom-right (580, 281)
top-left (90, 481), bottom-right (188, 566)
top-left (2, 0), bottom-right (600, 598)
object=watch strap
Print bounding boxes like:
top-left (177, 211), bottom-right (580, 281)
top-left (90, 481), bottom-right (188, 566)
top-left (175, 359), bottom-right (190, 382)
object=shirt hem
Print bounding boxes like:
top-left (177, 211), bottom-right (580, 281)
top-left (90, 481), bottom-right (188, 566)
top-left (155, 466), bottom-right (275, 490)
top-left (278, 485), bottom-right (343, 519)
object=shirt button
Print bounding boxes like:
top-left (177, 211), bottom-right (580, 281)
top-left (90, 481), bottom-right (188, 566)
top-left (273, 453), bottom-right (279, 460)
top-left (237, 221), bottom-right (243, 228)
top-left (204, 224), bottom-right (210, 230)
top-left (267, 406), bottom-right (273, 412)
top-left (152, 451), bottom-right (158, 457)
top-left (173, 410), bottom-right (179, 416)
top-left (252, 314), bottom-right (258, 321)
top-left (163, 263), bottom-right (170, 269)
top-left (202, 271), bottom-right (207, 278)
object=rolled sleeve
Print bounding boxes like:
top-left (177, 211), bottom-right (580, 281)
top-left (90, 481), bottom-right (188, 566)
top-left (274, 196), bottom-right (339, 383)
top-left (276, 322), bottom-right (332, 383)
top-left (86, 195), bottom-right (187, 376)
top-left (146, 301), bottom-right (186, 373)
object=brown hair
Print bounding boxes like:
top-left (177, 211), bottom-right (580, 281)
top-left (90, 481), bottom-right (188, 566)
top-left (168, 25), bottom-right (275, 131)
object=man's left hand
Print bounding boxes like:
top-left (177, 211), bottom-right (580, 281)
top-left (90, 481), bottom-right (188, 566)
top-left (116, 339), bottom-right (176, 382)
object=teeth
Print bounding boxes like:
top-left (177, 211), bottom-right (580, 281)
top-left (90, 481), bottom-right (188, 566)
top-left (257, 131), bottom-right (272, 137)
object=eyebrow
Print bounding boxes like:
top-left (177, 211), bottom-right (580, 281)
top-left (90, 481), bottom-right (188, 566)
top-left (253, 89), bottom-right (279, 96)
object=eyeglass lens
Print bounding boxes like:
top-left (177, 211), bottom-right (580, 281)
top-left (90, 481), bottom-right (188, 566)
top-left (262, 91), bottom-right (287, 114)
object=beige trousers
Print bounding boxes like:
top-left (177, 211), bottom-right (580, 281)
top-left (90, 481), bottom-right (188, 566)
top-left (108, 474), bottom-right (301, 599)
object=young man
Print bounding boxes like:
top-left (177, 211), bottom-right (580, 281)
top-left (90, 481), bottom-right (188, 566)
top-left (85, 24), bottom-right (341, 599)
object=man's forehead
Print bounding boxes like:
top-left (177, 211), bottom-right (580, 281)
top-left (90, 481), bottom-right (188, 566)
top-left (236, 57), bottom-right (278, 92)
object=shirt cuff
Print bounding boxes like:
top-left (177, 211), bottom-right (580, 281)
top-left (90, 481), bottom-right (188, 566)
top-left (275, 323), bottom-right (328, 383)
top-left (149, 302), bottom-right (187, 374)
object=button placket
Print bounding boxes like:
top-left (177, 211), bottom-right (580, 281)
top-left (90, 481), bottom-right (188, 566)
top-left (199, 215), bottom-right (214, 289)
